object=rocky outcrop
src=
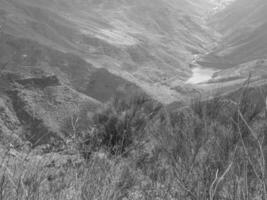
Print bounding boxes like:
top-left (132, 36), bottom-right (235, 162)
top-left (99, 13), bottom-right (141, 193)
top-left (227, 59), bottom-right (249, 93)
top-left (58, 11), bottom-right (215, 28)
top-left (15, 75), bottom-right (60, 88)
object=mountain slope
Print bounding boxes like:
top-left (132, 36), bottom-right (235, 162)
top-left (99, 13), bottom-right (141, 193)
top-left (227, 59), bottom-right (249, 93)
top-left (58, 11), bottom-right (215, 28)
top-left (189, 0), bottom-right (267, 100)
top-left (5, 0), bottom-right (267, 145)
top-left (0, 0), bottom-right (219, 103)
top-left (201, 0), bottom-right (267, 68)
top-left (0, 33), bottom-right (144, 145)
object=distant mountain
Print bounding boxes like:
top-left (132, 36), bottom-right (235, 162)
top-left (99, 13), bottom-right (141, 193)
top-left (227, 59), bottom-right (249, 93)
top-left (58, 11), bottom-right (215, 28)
top-left (202, 0), bottom-right (267, 67)
top-left (0, 0), bottom-right (218, 103)
top-left (196, 0), bottom-right (267, 98)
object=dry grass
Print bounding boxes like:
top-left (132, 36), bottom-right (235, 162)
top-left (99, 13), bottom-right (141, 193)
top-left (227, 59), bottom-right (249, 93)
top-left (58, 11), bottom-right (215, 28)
top-left (0, 89), bottom-right (266, 200)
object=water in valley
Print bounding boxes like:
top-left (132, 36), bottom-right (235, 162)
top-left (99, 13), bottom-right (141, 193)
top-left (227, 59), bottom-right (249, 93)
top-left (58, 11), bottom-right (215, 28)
top-left (186, 66), bottom-right (217, 84)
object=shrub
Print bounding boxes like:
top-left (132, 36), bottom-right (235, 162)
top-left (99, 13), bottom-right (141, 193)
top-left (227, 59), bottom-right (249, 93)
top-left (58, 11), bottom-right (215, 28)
top-left (80, 95), bottom-right (162, 156)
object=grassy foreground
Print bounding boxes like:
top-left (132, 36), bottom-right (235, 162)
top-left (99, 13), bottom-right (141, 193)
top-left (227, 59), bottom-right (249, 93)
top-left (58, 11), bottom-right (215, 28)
top-left (0, 88), bottom-right (267, 200)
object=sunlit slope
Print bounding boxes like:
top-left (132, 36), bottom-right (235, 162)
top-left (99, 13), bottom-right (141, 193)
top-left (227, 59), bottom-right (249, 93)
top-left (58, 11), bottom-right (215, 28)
top-left (201, 0), bottom-right (267, 68)
top-left (191, 0), bottom-right (267, 99)
top-left (0, 0), bottom-right (218, 103)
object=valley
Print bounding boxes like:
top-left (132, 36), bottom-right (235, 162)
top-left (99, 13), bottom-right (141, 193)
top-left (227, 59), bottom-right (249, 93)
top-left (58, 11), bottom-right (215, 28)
top-left (0, 1), bottom-right (267, 199)
top-left (0, 0), bottom-right (223, 104)
top-left (1, 0), bottom-right (267, 145)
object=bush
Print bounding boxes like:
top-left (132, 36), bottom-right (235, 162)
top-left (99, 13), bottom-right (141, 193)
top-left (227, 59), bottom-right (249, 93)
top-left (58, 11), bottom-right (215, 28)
top-left (80, 95), bottom-right (162, 156)
top-left (1, 88), bottom-right (266, 200)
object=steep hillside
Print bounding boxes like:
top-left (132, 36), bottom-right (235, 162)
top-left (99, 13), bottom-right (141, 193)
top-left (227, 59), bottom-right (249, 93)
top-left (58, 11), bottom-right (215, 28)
top-left (0, 2), bottom-right (267, 199)
top-left (0, 33), bottom-right (143, 145)
top-left (3, 0), bottom-right (267, 145)
top-left (190, 0), bottom-right (267, 100)
top-left (201, 0), bottom-right (267, 68)
top-left (0, 0), bottom-right (219, 103)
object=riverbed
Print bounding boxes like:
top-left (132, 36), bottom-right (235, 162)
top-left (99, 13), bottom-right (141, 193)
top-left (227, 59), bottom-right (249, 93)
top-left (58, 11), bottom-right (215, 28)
top-left (186, 67), bottom-right (217, 84)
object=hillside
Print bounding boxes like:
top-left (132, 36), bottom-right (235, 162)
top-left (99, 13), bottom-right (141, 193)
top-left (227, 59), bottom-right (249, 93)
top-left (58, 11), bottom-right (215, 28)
top-left (204, 0), bottom-right (267, 67)
top-left (190, 0), bottom-right (267, 100)
top-left (0, 1), bottom-right (267, 200)
top-left (0, 33), bottom-right (143, 145)
top-left (1, 0), bottom-right (267, 146)
top-left (0, 0), bottom-right (219, 103)
top-left (0, 0), bottom-right (225, 145)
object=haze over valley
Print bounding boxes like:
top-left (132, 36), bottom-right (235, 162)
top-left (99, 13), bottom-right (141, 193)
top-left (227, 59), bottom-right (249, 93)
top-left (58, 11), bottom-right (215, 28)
top-left (0, 1), bottom-right (267, 200)
top-left (0, 0), bottom-right (232, 104)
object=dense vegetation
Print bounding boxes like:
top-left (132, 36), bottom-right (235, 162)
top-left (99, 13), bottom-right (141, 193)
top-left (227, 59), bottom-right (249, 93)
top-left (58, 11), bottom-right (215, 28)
top-left (1, 1), bottom-right (267, 199)
top-left (0, 86), bottom-right (266, 200)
